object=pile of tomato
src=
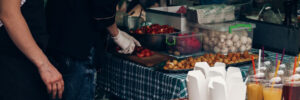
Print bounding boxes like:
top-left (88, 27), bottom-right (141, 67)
top-left (131, 24), bottom-right (175, 34)
top-left (135, 47), bottom-right (155, 58)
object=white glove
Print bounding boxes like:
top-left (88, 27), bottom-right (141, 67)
top-left (112, 29), bottom-right (141, 54)
top-left (0, 0), bottom-right (26, 28)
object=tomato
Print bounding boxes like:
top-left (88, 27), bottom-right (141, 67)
top-left (141, 50), bottom-right (148, 54)
top-left (145, 52), bottom-right (151, 57)
top-left (135, 47), bottom-right (143, 52)
top-left (150, 51), bottom-right (155, 55)
top-left (161, 25), bottom-right (169, 28)
top-left (158, 28), bottom-right (164, 34)
top-left (150, 24), bottom-right (160, 30)
top-left (135, 29), bottom-right (143, 34)
top-left (137, 53), bottom-right (145, 58)
top-left (143, 49), bottom-right (150, 52)
top-left (151, 31), bottom-right (156, 34)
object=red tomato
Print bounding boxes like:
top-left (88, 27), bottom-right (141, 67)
top-left (141, 50), bottom-right (146, 54)
top-left (145, 52), bottom-right (151, 57)
top-left (137, 53), bottom-right (145, 58)
top-left (135, 47), bottom-right (143, 52)
top-left (150, 51), bottom-right (155, 55)
top-left (146, 29), bottom-right (152, 34)
top-left (158, 28), bottom-right (164, 34)
top-left (161, 25), bottom-right (169, 28)
top-left (135, 29), bottom-right (143, 34)
top-left (150, 24), bottom-right (160, 30)
top-left (151, 31), bottom-right (157, 34)
top-left (144, 49), bottom-right (150, 52)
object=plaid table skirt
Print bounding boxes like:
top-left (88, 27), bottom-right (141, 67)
top-left (97, 49), bottom-right (295, 100)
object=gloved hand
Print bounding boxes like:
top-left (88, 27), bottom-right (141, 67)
top-left (112, 29), bottom-right (141, 54)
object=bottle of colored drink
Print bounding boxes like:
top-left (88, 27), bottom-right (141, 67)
top-left (247, 83), bottom-right (263, 100)
top-left (283, 80), bottom-right (300, 100)
top-left (247, 75), bottom-right (264, 100)
top-left (263, 83), bottom-right (283, 100)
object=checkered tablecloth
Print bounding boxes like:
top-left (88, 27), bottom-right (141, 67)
top-left (97, 49), bottom-right (295, 100)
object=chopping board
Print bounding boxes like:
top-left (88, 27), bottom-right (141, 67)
top-left (127, 52), bottom-right (174, 67)
top-left (113, 52), bottom-right (174, 67)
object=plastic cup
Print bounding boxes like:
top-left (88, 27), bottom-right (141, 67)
top-left (282, 80), bottom-right (300, 100)
top-left (246, 75), bottom-right (264, 100)
top-left (263, 83), bottom-right (283, 100)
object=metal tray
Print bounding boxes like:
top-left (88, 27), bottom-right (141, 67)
top-left (154, 61), bottom-right (193, 73)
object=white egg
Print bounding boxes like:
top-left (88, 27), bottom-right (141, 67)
top-left (208, 41), bottom-right (214, 46)
top-left (246, 44), bottom-right (252, 50)
top-left (220, 34), bottom-right (226, 40)
top-left (232, 34), bottom-right (239, 42)
top-left (211, 38), bottom-right (217, 45)
top-left (204, 45), bottom-right (210, 51)
top-left (220, 38), bottom-right (225, 42)
top-left (204, 37), bottom-right (210, 44)
top-left (214, 47), bottom-right (221, 53)
top-left (211, 37), bottom-right (216, 41)
top-left (225, 39), bottom-right (233, 47)
top-left (217, 42), bottom-right (226, 48)
top-left (229, 46), bottom-right (237, 52)
top-left (241, 36), bottom-right (248, 44)
top-left (247, 37), bottom-right (252, 44)
top-left (239, 45), bottom-right (246, 52)
top-left (221, 47), bottom-right (229, 54)
top-left (213, 40), bottom-right (219, 45)
top-left (226, 34), bottom-right (233, 40)
top-left (233, 42), bottom-right (241, 48)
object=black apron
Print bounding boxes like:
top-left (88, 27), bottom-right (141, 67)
top-left (0, 0), bottom-right (49, 99)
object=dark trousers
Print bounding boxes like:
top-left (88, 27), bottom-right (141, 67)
top-left (49, 55), bottom-right (97, 100)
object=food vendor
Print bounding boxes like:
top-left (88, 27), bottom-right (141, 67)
top-left (0, 0), bottom-right (63, 100)
top-left (46, 0), bottom-right (141, 100)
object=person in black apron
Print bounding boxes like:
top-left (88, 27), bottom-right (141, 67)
top-left (46, 0), bottom-right (141, 100)
top-left (0, 0), bottom-right (64, 100)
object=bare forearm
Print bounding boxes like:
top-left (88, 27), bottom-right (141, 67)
top-left (107, 23), bottom-right (119, 37)
top-left (0, 11), bottom-right (50, 69)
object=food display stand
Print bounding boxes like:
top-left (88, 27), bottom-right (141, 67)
top-left (96, 2), bottom-right (300, 100)
top-left (96, 49), bottom-right (295, 100)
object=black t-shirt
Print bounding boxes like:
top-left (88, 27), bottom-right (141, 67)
top-left (46, 0), bottom-right (119, 59)
top-left (0, 0), bottom-right (48, 55)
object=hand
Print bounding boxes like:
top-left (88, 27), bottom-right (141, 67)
top-left (112, 29), bottom-right (141, 54)
top-left (38, 63), bottom-right (64, 99)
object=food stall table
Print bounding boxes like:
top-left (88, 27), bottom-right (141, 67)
top-left (96, 49), bottom-right (295, 100)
